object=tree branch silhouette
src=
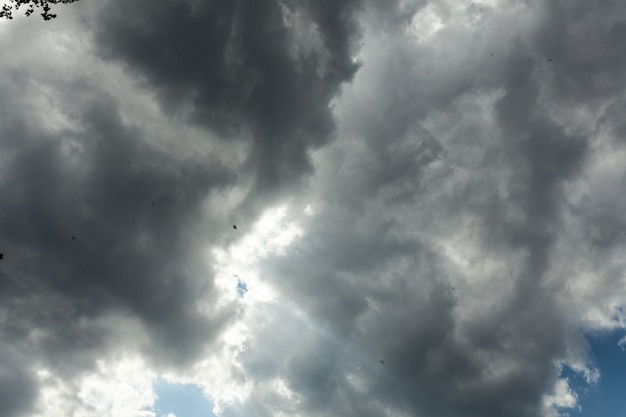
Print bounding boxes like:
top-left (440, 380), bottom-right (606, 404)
top-left (1, 0), bottom-right (80, 20)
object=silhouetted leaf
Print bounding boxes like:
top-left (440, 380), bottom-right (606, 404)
top-left (0, 0), bottom-right (80, 20)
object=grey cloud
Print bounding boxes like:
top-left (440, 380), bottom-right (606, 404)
top-left (228, 1), bottom-right (626, 417)
top-left (576, 171), bottom-right (626, 250)
top-left (534, 1), bottom-right (626, 104)
top-left (93, 0), bottom-right (362, 195)
top-left (2, 0), bottom-right (626, 416)
top-left (0, 346), bottom-right (37, 417)
top-left (1, 0), bottom-right (365, 413)
top-left (599, 97), bottom-right (626, 143)
top-left (0, 87), bottom-right (237, 379)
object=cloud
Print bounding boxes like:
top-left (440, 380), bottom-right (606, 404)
top-left (92, 0), bottom-right (361, 196)
top-left (212, 1), bottom-right (626, 416)
top-left (1, 0), bottom-right (626, 416)
top-left (1, 0), bottom-right (363, 414)
top-left (0, 9), bottom-right (241, 415)
top-left (0, 347), bottom-right (38, 417)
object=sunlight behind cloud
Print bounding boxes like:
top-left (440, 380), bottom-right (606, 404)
top-left (407, 4), bottom-right (443, 42)
top-left (210, 204), bottom-right (304, 304)
top-left (177, 204), bottom-right (310, 414)
top-left (34, 356), bottom-right (156, 417)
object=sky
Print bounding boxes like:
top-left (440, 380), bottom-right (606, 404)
top-left (1, 0), bottom-right (626, 416)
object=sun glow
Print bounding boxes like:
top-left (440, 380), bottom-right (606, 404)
top-left (209, 204), bottom-right (304, 305)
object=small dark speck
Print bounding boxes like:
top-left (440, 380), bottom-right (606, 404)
top-left (547, 58), bottom-right (553, 62)
top-left (490, 53), bottom-right (494, 56)
top-left (379, 360), bottom-right (384, 365)
top-left (0, 253), bottom-right (4, 260)
top-left (452, 287), bottom-right (455, 290)
top-left (151, 202), bottom-right (155, 206)
top-left (233, 225), bottom-right (237, 230)
top-left (72, 236), bottom-right (76, 240)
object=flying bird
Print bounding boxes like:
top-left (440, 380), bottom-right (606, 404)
top-left (233, 225), bottom-right (237, 230)
top-left (0, 252), bottom-right (4, 260)
top-left (379, 360), bottom-right (384, 365)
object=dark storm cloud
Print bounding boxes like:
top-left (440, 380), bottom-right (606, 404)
top-left (533, 1), bottom-right (626, 105)
top-left (0, 345), bottom-right (37, 417)
top-left (0, 84), bottom-right (237, 388)
top-left (2, 0), bottom-right (626, 415)
top-left (1, 0), bottom-right (365, 413)
top-left (229, 1), bottom-right (626, 417)
top-left (94, 0), bottom-right (362, 194)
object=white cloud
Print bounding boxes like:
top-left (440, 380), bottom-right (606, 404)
top-left (542, 378), bottom-right (579, 417)
top-left (34, 355), bottom-right (156, 417)
top-left (619, 336), bottom-right (626, 351)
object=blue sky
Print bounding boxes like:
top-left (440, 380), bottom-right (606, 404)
top-left (153, 380), bottom-right (216, 417)
top-left (563, 331), bottom-right (626, 417)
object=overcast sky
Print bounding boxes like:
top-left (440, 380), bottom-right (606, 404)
top-left (1, 0), bottom-right (626, 416)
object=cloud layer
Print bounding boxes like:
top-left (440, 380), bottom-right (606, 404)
top-left (1, 0), bottom-right (626, 416)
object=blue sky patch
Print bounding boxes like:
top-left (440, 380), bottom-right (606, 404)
top-left (236, 279), bottom-right (248, 298)
top-left (564, 330), bottom-right (626, 417)
top-left (153, 379), bottom-right (216, 417)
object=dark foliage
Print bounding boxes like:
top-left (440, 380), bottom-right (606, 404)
top-left (0, 0), bottom-right (80, 20)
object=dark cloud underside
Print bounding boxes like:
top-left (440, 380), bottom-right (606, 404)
top-left (95, 0), bottom-right (361, 193)
top-left (1, 0), bottom-right (364, 414)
